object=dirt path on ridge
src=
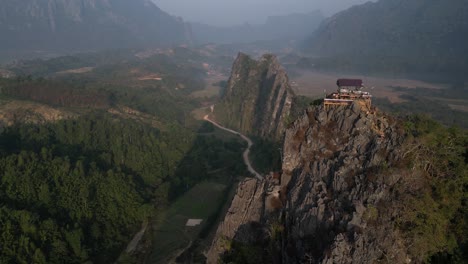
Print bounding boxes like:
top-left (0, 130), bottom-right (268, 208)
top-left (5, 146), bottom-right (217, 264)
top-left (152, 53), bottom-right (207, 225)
top-left (203, 114), bottom-right (263, 180)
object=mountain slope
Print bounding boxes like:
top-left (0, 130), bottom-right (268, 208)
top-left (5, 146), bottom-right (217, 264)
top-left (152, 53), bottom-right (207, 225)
top-left (213, 53), bottom-right (295, 140)
top-left (0, 0), bottom-right (192, 59)
top-left (192, 11), bottom-right (324, 44)
top-left (304, 0), bottom-right (468, 79)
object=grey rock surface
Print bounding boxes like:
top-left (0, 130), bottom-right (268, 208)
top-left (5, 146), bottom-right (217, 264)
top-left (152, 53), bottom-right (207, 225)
top-left (281, 103), bottom-right (407, 263)
top-left (206, 178), bottom-right (266, 263)
top-left (213, 53), bottom-right (295, 141)
top-left (208, 103), bottom-right (413, 263)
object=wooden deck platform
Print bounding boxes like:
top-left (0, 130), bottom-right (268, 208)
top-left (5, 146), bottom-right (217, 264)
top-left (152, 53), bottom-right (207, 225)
top-left (324, 98), bottom-right (354, 106)
top-left (324, 98), bottom-right (372, 108)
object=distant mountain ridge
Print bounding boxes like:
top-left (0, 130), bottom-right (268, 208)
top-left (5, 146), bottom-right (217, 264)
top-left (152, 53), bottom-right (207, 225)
top-left (304, 0), bottom-right (468, 80)
top-left (193, 11), bottom-right (324, 44)
top-left (0, 0), bottom-right (192, 60)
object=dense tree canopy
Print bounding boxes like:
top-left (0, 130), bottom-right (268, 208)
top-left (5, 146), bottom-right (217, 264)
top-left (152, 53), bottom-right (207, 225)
top-left (0, 113), bottom-right (245, 263)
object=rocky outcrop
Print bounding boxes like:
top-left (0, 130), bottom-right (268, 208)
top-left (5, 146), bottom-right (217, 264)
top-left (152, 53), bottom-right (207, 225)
top-left (279, 102), bottom-right (408, 263)
top-left (206, 179), bottom-right (266, 263)
top-left (213, 53), bottom-right (295, 140)
top-left (208, 102), bottom-right (418, 263)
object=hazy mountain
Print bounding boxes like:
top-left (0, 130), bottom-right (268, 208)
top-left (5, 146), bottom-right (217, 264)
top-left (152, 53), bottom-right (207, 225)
top-left (193, 11), bottom-right (324, 44)
top-left (0, 0), bottom-right (192, 61)
top-left (304, 0), bottom-right (468, 80)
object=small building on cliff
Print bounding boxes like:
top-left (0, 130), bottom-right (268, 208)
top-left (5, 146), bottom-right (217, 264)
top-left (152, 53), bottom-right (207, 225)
top-left (324, 79), bottom-right (372, 107)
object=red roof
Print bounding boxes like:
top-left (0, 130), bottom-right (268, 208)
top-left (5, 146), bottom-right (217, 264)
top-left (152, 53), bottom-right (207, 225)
top-left (337, 79), bottom-right (363, 87)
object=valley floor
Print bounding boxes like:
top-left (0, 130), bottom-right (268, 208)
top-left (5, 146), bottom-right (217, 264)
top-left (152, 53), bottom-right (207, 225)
top-left (203, 114), bottom-right (263, 180)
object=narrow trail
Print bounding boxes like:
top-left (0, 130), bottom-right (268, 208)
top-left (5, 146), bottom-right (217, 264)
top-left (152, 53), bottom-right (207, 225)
top-left (125, 221), bottom-right (148, 254)
top-left (203, 115), bottom-right (263, 180)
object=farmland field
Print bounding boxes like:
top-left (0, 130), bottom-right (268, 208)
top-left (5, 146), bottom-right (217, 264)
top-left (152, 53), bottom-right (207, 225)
top-left (190, 74), bottom-right (226, 99)
top-left (147, 181), bottom-right (229, 263)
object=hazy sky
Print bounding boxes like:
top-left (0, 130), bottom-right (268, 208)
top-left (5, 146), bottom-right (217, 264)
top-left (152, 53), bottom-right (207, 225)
top-left (153, 0), bottom-right (372, 26)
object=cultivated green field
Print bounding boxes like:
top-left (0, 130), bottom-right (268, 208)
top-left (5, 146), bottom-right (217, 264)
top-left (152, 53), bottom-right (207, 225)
top-left (147, 181), bottom-right (228, 263)
top-left (189, 74), bottom-right (225, 99)
top-left (190, 85), bottom-right (221, 98)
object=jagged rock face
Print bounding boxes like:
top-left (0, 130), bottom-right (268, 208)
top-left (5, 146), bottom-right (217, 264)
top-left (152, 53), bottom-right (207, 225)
top-left (208, 103), bottom-right (415, 263)
top-left (206, 179), bottom-right (266, 264)
top-left (214, 53), bottom-right (295, 140)
top-left (280, 103), bottom-right (408, 263)
top-left (0, 0), bottom-right (192, 53)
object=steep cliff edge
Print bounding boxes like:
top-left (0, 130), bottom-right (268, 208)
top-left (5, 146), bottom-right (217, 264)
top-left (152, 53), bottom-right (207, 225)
top-left (213, 53), bottom-right (295, 140)
top-left (279, 102), bottom-right (407, 263)
top-left (208, 102), bottom-right (468, 263)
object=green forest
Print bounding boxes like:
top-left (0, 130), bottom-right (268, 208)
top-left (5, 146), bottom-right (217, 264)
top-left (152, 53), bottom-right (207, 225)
top-left (1, 40), bottom-right (467, 264)
top-left (399, 115), bottom-right (468, 262)
top-left (0, 49), bottom-right (252, 263)
top-left (0, 113), bottom-right (245, 263)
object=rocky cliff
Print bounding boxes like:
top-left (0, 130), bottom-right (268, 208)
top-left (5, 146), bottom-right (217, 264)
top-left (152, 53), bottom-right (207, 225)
top-left (279, 102), bottom-right (408, 263)
top-left (207, 102), bottom-right (468, 263)
top-left (0, 0), bottom-right (192, 60)
top-left (213, 53), bottom-right (295, 140)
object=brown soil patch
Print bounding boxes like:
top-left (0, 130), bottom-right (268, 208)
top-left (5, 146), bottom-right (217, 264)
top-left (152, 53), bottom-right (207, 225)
top-left (56, 67), bottom-right (94, 74)
top-left (108, 105), bottom-right (164, 129)
top-left (138, 74), bottom-right (163, 81)
top-left (0, 100), bottom-right (75, 125)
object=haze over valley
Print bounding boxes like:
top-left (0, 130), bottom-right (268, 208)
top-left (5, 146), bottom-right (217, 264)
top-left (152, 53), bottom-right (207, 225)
top-left (0, 0), bottom-right (467, 263)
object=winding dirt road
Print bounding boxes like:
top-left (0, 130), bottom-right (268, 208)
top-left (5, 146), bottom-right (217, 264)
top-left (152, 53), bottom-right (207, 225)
top-left (125, 221), bottom-right (147, 254)
top-left (120, 114), bottom-right (263, 261)
top-left (204, 115), bottom-right (263, 180)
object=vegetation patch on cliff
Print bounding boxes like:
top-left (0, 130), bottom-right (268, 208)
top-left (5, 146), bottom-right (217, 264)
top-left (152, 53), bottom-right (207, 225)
top-left (396, 115), bottom-right (468, 262)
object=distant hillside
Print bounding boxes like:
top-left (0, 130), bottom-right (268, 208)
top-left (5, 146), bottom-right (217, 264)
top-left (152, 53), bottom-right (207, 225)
top-left (193, 11), bottom-right (324, 44)
top-left (0, 0), bottom-right (192, 61)
top-left (304, 0), bottom-right (468, 81)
